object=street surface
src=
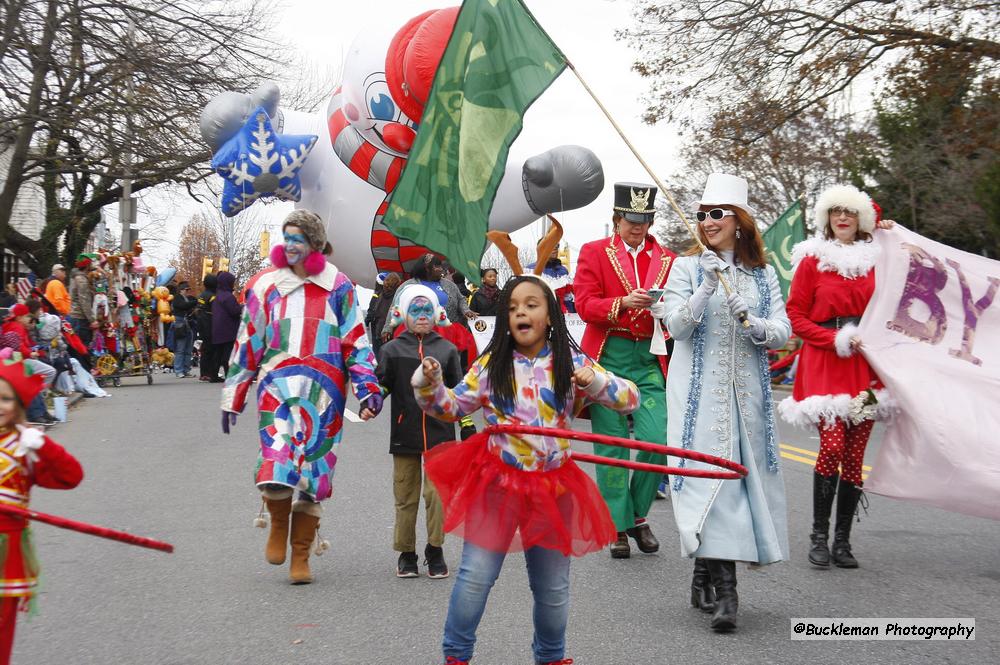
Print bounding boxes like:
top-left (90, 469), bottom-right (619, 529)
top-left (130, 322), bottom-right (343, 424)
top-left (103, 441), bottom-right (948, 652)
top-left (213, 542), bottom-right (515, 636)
top-left (14, 374), bottom-right (999, 664)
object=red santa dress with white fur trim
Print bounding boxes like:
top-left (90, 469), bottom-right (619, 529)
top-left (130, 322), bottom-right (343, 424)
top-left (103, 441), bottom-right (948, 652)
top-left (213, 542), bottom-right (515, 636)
top-left (778, 238), bottom-right (890, 428)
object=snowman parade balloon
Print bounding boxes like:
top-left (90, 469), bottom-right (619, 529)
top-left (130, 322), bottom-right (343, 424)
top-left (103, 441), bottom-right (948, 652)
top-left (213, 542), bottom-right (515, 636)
top-left (200, 6), bottom-right (604, 288)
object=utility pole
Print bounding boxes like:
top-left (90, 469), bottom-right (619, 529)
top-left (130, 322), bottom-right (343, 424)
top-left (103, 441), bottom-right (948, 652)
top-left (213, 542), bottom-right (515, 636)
top-left (118, 15), bottom-right (137, 251)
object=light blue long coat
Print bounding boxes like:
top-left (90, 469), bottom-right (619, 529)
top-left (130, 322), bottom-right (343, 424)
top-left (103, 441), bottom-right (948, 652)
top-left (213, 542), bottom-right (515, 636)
top-left (664, 255), bottom-right (791, 564)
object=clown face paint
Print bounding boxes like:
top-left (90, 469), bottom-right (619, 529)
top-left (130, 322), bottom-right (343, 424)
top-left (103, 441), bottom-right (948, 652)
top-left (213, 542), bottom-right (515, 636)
top-left (283, 226), bottom-right (309, 265)
top-left (405, 297), bottom-right (435, 336)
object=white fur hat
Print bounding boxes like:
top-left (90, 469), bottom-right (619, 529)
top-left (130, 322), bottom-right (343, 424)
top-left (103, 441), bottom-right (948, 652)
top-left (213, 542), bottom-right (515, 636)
top-left (814, 184), bottom-right (876, 234)
top-left (698, 173), bottom-right (756, 217)
top-left (388, 284), bottom-right (450, 330)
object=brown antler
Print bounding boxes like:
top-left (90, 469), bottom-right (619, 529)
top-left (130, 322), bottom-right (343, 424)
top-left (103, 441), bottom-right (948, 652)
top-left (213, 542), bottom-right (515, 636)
top-left (534, 216), bottom-right (564, 277)
top-left (486, 230), bottom-right (524, 276)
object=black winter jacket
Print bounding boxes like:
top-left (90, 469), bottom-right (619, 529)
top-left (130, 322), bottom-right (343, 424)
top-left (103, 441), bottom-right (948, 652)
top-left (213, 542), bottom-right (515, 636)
top-left (376, 331), bottom-right (462, 455)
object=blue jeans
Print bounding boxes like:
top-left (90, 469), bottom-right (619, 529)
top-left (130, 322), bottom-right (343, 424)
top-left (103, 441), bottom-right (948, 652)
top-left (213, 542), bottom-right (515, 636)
top-left (442, 542), bottom-right (570, 663)
top-left (173, 329), bottom-right (193, 374)
top-left (27, 395), bottom-right (49, 421)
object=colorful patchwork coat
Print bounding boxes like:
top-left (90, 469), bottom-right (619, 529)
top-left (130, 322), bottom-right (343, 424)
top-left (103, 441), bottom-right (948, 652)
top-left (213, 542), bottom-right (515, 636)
top-left (221, 264), bottom-right (380, 501)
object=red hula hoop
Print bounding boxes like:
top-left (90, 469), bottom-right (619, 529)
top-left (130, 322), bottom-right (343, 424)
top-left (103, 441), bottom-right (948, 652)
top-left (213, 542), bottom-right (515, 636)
top-left (484, 424), bottom-right (748, 480)
top-left (0, 503), bottom-right (174, 553)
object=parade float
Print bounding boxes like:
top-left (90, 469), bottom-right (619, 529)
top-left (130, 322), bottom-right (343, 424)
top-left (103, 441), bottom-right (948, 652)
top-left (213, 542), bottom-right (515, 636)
top-left (198, 5), bottom-right (605, 288)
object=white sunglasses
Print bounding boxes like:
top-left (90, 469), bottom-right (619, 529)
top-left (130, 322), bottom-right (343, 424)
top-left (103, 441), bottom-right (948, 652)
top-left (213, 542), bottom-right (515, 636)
top-left (695, 208), bottom-right (735, 222)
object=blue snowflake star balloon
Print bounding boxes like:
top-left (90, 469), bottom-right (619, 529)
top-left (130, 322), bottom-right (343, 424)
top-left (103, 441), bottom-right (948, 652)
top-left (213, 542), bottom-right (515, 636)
top-left (210, 106), bottom-right (318, 217)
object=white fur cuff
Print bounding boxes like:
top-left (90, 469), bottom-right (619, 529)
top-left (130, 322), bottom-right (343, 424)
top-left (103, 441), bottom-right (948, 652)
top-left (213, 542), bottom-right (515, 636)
top-left (834, 323), bottom-right (859, 358)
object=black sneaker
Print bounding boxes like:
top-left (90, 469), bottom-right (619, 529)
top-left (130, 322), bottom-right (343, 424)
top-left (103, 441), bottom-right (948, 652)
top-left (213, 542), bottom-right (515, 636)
top-left (424, 544), bottom-right (449, 579)
top-left (396, 551), bottom-right (419, 578)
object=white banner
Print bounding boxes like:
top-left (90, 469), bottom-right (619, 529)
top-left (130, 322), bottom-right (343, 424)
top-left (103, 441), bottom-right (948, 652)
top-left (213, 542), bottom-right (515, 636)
top-left (859, 226), bottom-right (1000, 520)
top-left (469, 313), bottom-right (587, 354)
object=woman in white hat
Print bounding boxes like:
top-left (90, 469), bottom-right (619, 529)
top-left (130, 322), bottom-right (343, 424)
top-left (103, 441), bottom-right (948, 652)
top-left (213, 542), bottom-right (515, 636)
top-left (656, 172), bottom-right (791, 633)
top-left (778, 185), bottom-right (894, 572)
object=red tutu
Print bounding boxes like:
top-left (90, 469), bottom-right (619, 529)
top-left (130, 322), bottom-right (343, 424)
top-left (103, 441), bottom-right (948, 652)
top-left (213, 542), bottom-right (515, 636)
top-left (424, 433), bottom-right (616, 557)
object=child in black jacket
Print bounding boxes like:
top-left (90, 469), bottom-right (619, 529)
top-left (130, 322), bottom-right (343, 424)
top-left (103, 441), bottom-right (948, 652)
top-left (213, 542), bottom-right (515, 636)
top-left (375, 284), bottom-right (462, 579)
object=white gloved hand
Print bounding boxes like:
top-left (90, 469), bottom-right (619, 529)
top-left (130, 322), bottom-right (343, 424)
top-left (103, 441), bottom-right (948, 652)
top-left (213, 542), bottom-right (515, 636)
top-left (699, 250), bottom-right (724, 289)
top-left (649, 301), bottom-right (666, 319)
top-left (726, 292), bottom-right (749, 321)
top-left (15, 425), bottom-right (45, 461)
top-left (735, 314), bottom-right (768, 341)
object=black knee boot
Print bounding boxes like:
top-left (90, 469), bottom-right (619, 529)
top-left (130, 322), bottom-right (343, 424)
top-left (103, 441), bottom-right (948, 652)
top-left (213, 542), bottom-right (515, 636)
top-left (706, 559), bottom-right (738, 632)
top-left (832, 478), bottom-right (862, 568)
top-left (809, 472), bottom-right (839, 568)
top-left (690, 557), bottom-right (716, 613)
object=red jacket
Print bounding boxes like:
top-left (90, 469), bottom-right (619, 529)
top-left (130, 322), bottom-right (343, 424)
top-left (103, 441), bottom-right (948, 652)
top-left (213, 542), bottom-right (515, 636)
top-left (574, 234), bottom-right (676, 374)
top-left (1, 320), bottom-right (34, 358)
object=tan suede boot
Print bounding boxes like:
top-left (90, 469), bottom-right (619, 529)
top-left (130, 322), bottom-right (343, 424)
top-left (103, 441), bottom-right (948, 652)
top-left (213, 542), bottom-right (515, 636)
top-left (289, 508), bottom-right (320, 584)
top-left (264, 496), bottom-right (293, 565)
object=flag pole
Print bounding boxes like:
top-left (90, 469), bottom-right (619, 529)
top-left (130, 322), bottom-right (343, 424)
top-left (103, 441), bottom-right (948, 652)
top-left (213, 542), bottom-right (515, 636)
top-left (563, 60), bottom-right (748, 324)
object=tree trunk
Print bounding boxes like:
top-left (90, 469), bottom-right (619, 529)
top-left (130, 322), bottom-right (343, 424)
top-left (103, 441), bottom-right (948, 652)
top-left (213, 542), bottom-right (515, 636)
top-left (0, 0), bottom-right (59, 243)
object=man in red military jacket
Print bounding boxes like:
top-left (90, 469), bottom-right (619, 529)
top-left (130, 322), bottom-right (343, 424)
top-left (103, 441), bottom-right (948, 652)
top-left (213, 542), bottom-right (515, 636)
top-left (575, 182), bottom-right (676, 559)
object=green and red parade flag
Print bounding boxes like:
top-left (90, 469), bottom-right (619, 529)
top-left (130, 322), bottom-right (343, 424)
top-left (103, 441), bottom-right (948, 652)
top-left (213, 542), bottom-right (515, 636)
top-left (762, 197), bottom-right (807, 299)
top-left (382, 0), bottom-right (567, 285)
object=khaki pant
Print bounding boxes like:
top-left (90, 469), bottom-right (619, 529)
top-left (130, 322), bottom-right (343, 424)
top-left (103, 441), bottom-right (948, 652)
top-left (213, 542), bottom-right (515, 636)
top-left (393, 454), bottom-right (444, 552)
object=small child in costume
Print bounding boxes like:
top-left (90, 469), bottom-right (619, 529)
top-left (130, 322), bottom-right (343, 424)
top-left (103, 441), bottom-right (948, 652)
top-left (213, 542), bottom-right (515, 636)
top-left (0, 360), bottom-right (83, 662)
top-left (373, 285), bottom-right (462, 579)
top-left (412, 275), bottom-right (640, 665)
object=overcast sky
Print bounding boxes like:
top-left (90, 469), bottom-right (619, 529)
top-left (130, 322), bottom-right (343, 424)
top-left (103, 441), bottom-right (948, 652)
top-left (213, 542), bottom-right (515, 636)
top-left (135, 0), bottom-right (686, 272)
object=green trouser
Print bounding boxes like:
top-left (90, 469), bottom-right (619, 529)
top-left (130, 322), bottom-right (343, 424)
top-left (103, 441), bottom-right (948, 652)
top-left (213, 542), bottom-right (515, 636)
top-left (392, 454), bottom-right (444, 551)
top-left (589, 335), bottom-right (667, 532)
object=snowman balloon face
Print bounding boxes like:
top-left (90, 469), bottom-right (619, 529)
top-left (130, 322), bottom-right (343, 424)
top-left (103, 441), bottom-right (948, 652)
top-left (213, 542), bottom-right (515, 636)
top-left (339, 31), bottom-right (419, 158)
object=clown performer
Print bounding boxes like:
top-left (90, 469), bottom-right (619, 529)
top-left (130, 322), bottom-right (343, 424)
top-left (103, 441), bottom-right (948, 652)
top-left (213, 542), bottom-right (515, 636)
top-left (220, 210), bottom-right (383, 585)
top-left (0, 360), bottom-right (83, 661)
top-left (573, 182), bottom-right (676, 559)
top-left (778, 185), bottom-right (895, 570)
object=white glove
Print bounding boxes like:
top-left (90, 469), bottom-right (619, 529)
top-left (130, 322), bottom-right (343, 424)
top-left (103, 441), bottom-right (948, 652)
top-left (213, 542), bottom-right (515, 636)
top-left (744, 316), bottom-right (768, 341)
top-left (15, 425), bottom-right (45, 461)
top-left (726, 292), bottom-right (749, 321)
top-left (649, 301), bottom-right (666, 319)
top-left (699, 251), bottom-right (724, 289)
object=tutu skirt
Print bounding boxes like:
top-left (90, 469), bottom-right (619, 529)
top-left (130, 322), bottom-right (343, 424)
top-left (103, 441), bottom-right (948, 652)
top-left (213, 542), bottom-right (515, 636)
top-left (424, 433), bottom-right (616, 557)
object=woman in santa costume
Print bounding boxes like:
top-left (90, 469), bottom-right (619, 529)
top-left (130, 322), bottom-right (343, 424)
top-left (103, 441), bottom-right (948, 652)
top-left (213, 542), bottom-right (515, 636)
top-left (221, 210), bottom-right (382, 585)
top-left (0, 360), bottom-right (83, 663)
top-left (778, 184), bottom-right (894, 570)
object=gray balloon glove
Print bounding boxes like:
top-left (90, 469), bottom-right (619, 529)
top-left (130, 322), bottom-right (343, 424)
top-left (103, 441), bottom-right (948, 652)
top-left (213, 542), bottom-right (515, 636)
top-left (200, 82), bottom-right (282, 152)
top-left (522, 145), bottom-right (604, 215)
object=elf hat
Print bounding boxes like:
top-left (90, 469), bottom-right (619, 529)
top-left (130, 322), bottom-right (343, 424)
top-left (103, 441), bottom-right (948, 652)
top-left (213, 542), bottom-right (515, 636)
top-left (0, 359), bottom-right (45, 406)
top-left (814, 184), bottom-right (876, 234)
top-left (388, 284), bottom-right (449, 330)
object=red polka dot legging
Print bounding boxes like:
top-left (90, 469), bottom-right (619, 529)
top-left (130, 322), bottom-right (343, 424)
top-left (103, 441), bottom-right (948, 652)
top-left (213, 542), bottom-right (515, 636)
top-left (815, 417), bottom-right (874, 484)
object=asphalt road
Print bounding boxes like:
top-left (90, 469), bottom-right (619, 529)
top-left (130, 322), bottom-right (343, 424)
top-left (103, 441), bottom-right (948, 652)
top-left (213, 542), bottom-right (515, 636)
top-left (13, 375), bottom-right (999, 664)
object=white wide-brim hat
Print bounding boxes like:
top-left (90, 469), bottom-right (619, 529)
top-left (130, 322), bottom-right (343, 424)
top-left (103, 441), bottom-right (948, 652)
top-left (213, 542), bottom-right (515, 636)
top-left (698, 173), bottom-right (756, 217)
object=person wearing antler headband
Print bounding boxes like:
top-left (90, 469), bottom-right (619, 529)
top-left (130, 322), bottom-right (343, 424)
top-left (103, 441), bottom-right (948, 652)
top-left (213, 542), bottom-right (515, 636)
top-left (573, 182), bottom-right (677, 560)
